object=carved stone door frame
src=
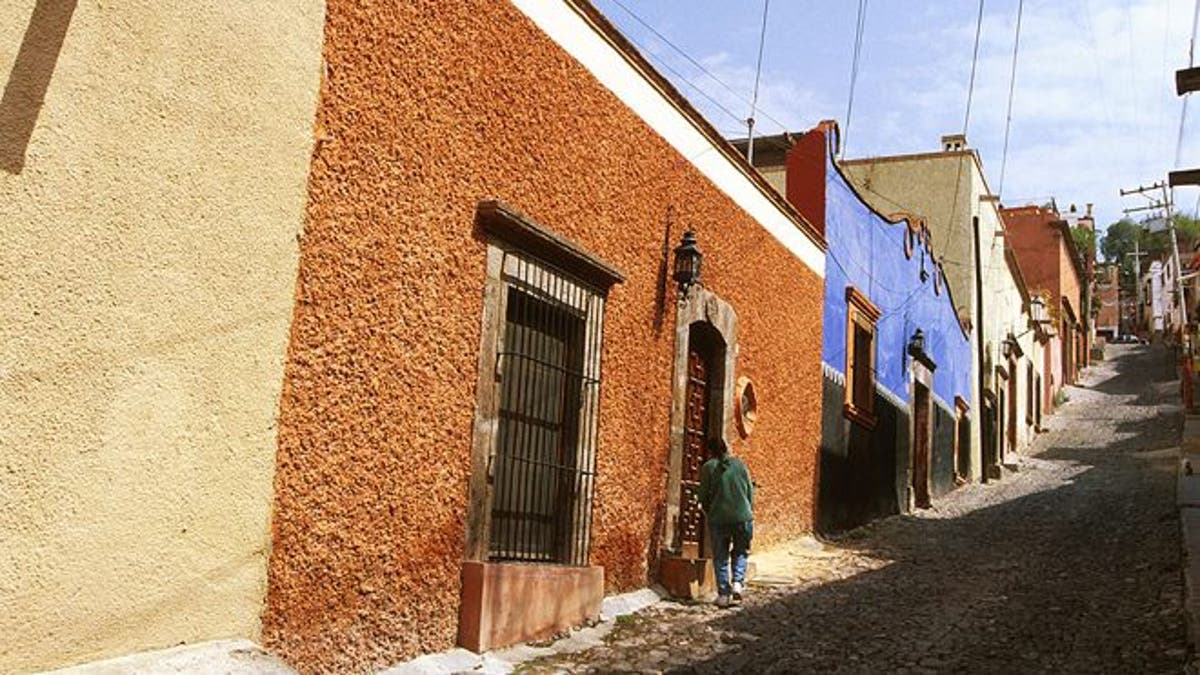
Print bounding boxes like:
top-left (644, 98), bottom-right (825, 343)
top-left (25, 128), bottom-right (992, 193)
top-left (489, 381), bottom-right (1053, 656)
top-left (662, 285), bottom-right (738, 555)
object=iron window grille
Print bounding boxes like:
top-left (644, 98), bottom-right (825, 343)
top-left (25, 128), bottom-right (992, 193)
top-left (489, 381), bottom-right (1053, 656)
top-left (488, 250), bottom-right (604, 566)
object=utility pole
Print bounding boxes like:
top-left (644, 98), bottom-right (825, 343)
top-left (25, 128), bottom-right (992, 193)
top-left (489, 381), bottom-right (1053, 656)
top-left (1162, 181), bottom-right (1189, 333)
top-left (1126, 238), bottom-right (1147, 333)
top-left (973, 214), bottom-right (989, 482)
top-left (1121, 181), bottom-right (1188, 340)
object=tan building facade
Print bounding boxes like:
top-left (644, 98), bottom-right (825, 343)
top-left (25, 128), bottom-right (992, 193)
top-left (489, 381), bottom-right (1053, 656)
top-left (840, 136), bottom-right (1044, 475)
top-left (0, 1), bottom-right (325, 671)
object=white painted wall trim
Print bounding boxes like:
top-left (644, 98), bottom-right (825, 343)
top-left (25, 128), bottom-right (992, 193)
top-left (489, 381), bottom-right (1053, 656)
top-left (878, 383), bottom-right (909, 412)
top-left (822, 361), bottom-right (846, 386)
top-left (510, 0), bottom-right (826, 278)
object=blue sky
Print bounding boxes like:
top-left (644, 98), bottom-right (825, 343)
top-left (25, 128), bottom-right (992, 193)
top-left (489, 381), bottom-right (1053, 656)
top-left (593, 0), bottom-right (1200, 234)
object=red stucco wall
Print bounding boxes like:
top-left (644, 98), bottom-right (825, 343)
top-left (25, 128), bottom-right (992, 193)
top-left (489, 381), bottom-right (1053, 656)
top-left (263, 2), bottom-right (825, 671)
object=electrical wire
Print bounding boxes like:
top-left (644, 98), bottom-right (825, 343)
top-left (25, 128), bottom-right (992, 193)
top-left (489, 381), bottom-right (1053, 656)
top-left (842, 0), bottom-right (869, 158)
top-left (1177, 0), bottom-right (1200, 171)
top-left (1079, 0), bottom-right (1121, 143)
top-left (746, 0), bottom-right (771, 163)
top-left (635, 41), bottom-right (751, 128)
top-left (603, 0), bottom-right (792, 135)
top-left (962, 0), bottom-right (986, 136)
top-left (1127, 1), bottom-right (1149, 174)
top-left (1180, 0), bottom-right (1200, 215)
top-left (933, 0), bottom-right (988, 292)
top-left (998, 0), bottom-right (1025, 198)
top-left (1161, 0), bottom-right (1175, 166)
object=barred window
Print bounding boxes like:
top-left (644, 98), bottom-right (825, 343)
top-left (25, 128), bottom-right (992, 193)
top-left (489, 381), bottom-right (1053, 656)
top-left (466, 201), bottom-right (623, 568)
top-left (489, 252), bottom-right (603, 565)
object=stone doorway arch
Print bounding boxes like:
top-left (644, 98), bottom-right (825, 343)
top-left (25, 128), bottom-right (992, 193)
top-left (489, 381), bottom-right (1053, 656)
top-left (658, 285), bottom-right (738, 597)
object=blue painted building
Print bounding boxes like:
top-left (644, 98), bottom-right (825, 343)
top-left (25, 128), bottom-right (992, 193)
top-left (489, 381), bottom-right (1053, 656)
top-left (781, 122), bottom-right (974, 532)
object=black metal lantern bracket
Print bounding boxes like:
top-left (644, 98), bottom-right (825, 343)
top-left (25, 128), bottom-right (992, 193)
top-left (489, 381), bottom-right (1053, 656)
top-left (672, 230), bottom-right (703, 295)
top-left (908, 328), bottom-right (937, 371)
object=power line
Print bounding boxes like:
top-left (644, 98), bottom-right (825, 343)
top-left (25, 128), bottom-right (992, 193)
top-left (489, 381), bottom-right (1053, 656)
top-left (1160, 0), bottom-right (1174, 154)
top-left (632, 38), bottom-right (751, 127)
top-left (1177, 0), bottom-right (1200, 171)
top-left (962, 0), bottom-right (986, 136)
top-left (1184, 0), bottom-right (1200, 215)
top-left (746, 0), bottom-right (771, 164)
top-left (603, 0), bottom-right (792, 135)
top-left (1127, 0), bottom-right (1148, 174)
top-left (998, 0), bottom-right (1025, 197)
top-left (1079, 0), bottom-right (1121, 142)
top-left (842, 0), bottom-right (869, 158)
top-left (937, 0), bottom-right (988, 292)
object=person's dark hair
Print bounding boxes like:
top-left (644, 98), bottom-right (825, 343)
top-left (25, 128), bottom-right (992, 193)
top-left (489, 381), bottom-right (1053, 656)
top-left (707, 437), bottom-right (728, 458)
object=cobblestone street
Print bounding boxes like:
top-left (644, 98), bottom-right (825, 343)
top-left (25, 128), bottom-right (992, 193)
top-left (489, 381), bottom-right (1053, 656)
top-left (525, 344), bottom-right (1188, 673)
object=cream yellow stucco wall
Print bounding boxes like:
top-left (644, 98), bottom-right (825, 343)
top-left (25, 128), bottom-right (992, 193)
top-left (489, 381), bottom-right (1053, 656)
top-left (0, 2), bottom-right (324, 671)
top-left (841, 150), bottom-right (1044, 474)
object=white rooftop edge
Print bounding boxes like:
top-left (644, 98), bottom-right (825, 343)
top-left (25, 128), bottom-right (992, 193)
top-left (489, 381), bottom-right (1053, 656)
top-left (511, 0), bottom-right (826, 278)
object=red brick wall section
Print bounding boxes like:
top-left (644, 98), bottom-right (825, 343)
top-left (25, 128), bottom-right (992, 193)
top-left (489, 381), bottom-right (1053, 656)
top-left (1002, 206), bottom-right (1062, 302)
top-left (786, 127), bottom-right (828, 237)
top-left (263, 1), bottom-right (824, 672)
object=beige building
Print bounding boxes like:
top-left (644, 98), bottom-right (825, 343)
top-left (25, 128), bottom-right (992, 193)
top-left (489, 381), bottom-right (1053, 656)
top-left (0, 1), bottom-right (324, 671)
top-left (840, 135), bottom-right (1044, 477)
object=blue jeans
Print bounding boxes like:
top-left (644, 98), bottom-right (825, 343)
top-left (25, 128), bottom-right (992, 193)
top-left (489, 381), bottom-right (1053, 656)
top-left (710, 521), bottom-right (752, 596)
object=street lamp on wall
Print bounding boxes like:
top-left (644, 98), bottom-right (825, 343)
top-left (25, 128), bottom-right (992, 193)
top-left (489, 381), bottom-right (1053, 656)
top-left (673, 230), bottom-right (703, 294)
top-left (908, 328), bottom-right (926, 357)
top-left (1002, 335), bottom-right (1020, 360)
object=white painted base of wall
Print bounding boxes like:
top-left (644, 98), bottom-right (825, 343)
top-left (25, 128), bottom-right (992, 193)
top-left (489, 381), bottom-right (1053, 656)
top-left (44, 640), bottom-right (293, 675)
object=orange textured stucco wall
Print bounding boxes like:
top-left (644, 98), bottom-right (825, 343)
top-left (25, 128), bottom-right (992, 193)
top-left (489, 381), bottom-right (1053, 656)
top-left (262, 1), bottom-right (824, 671)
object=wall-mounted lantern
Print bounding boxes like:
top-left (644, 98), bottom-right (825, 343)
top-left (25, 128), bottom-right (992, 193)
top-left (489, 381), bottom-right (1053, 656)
top-left (908, 328), bottom-right (926, 356)
top-left (1030, 295), bottom-right (1047, 324)
top-left (673, 230), bottom-right (703, 294)
top-left (1001, 334), bottom-right (1024, 361)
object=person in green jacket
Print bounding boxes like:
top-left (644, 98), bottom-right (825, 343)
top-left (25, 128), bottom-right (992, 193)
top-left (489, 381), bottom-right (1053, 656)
top-left (698, 437), bottom-right (754, 607)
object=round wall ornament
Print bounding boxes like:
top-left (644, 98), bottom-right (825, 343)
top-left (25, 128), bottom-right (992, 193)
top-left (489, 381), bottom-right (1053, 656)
top-left (735, 376), bottom-right (758, 438)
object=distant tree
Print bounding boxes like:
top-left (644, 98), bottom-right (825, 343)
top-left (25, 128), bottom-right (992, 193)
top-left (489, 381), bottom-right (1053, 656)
top-left (1100, 214), bottom-right (1200, 289)
top-left (1174, 213), bottom-right (1200, 248)
top-left (1071, 226), bottom-right (1096, 266)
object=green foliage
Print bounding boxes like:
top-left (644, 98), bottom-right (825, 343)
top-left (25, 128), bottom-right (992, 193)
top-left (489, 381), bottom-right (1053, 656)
top-left (1071, 226), bottom-right (1096, 266)
top-left (1099, 214), bottom-right (1200, 290)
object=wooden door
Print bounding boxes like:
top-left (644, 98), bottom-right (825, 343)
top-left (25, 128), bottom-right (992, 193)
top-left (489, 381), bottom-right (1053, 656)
top-left (677, 349), bottom-right (710, 559)
top-left (1007, 364), bottom-right (1018, 455)
top-left (912, 382), bottom-right (932, 509)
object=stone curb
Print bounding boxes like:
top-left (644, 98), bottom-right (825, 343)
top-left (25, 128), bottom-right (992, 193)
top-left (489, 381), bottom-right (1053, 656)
top-left (42, 639), bottom-right (295, 674)
top-left (381, 587), bottom-right (665, 674)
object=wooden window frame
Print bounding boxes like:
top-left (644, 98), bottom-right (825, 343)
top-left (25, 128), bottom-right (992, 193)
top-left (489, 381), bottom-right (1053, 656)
top-left (844, 286), bottom-right (881, 429)
top-left (465, 201), bottom-right (624, 565)
top-left (953, 396), bottom-right (970, 481)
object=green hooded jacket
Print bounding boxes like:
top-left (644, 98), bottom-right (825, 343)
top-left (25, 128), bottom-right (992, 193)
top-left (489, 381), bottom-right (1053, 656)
top-left (698, 454), bottom-right (754, 525)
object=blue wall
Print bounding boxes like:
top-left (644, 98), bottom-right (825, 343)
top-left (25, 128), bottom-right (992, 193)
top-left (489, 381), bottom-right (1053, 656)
top-left (820, 148), bottom-right (972, 409)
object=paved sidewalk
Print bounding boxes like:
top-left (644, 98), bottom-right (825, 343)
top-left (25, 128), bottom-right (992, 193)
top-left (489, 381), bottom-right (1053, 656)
top-left (518, 344), bottom-right (1188, 673)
